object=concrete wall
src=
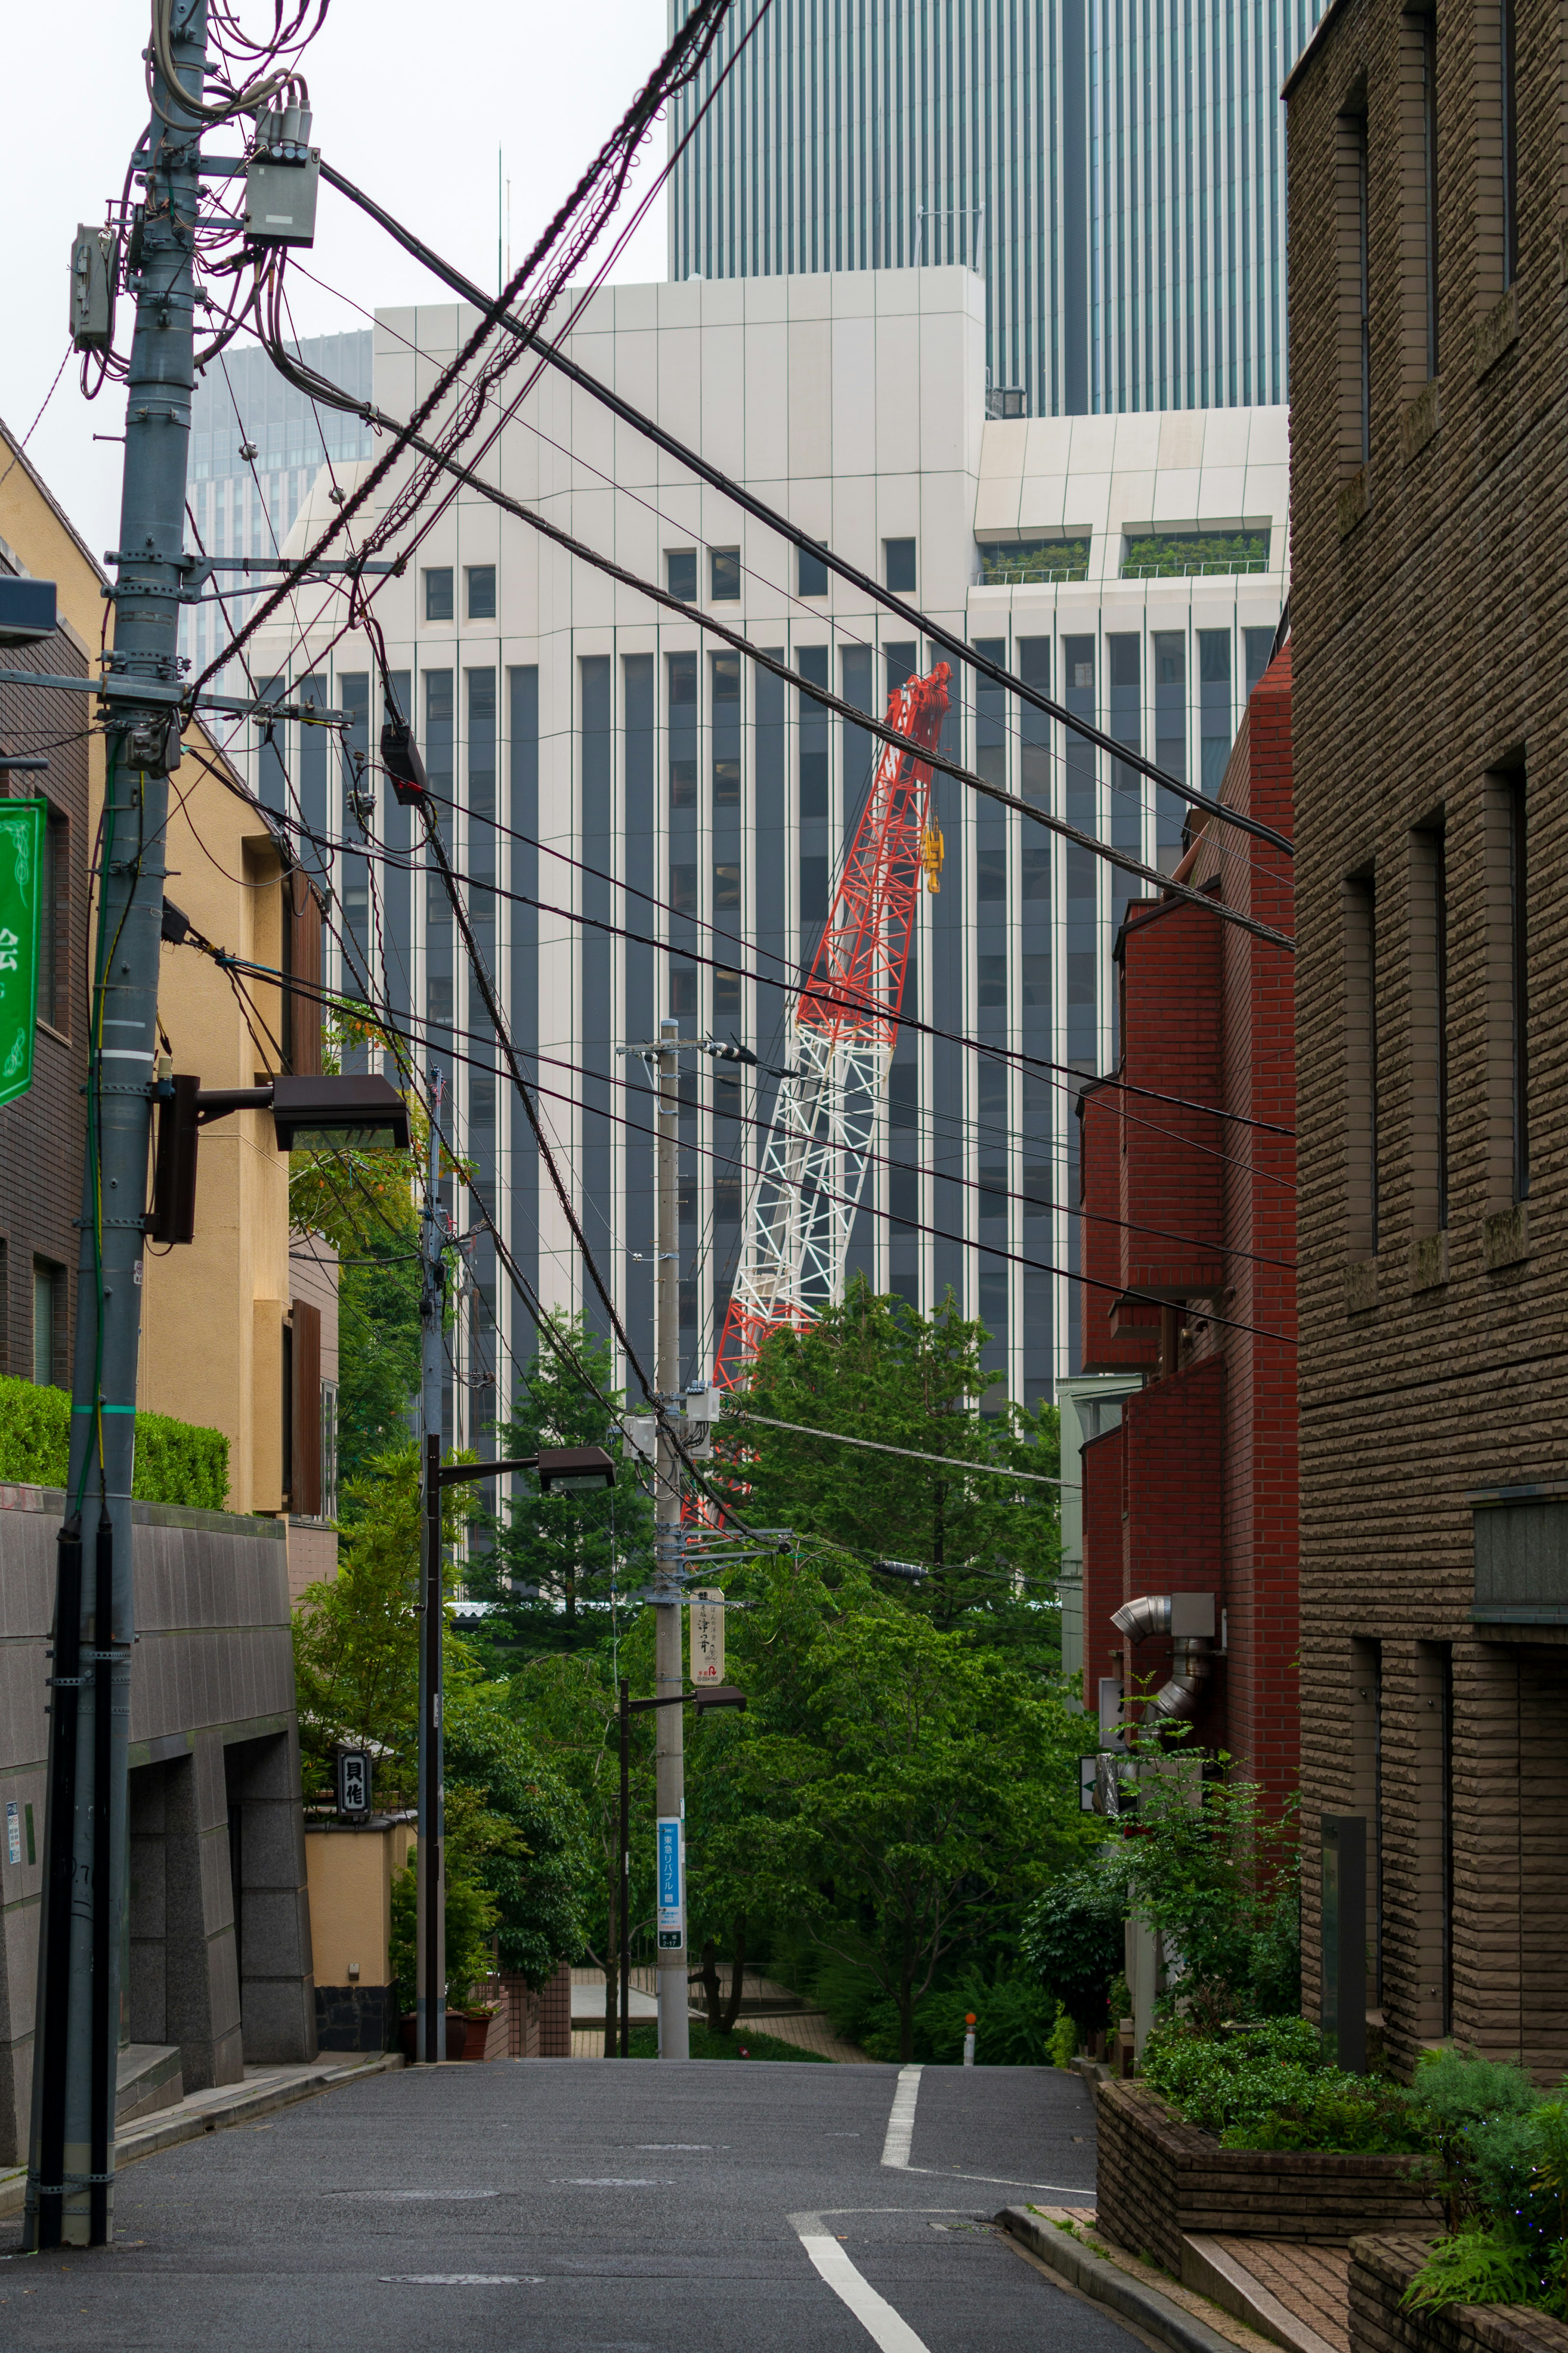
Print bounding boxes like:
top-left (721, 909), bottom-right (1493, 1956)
top-left (305, 1816), bottom-right (414, 2052)
top-left (0, 1484), bottom-right (315, 2161)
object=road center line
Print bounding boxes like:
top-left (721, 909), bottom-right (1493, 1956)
top-left (793, 2230), bottom-right (933, 2353)
top-left (880, 2065), bottom-right (922, 2168)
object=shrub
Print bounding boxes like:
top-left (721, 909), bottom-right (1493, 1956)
top-left (917, 1971), bottom-right (1063, 2067)
top-left (1141, 2016), bottom-right (1423, 2153)
top-left (0, 1375), bottom-right (229, 1510)
top-left (1022, 1865), bottom-right (1125, 2038)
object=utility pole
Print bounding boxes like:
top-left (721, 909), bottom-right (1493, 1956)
top-left (24, 2), bottom-right (205, 2253)
top-left (651, 1017), bottom-right (688, 2060)
top-left (416, 1071), bottom-right (445, 2062)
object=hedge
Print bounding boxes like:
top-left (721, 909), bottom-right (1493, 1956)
top-left (0, 1375), bottom-right (230, 1511)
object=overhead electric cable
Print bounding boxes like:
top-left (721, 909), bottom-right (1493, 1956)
top-left (315, 157), bottom-right (1290, 860)
top-left (721, 1408), bottom-right (1076, 1488)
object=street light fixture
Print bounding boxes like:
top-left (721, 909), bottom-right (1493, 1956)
top-left (614, 1677), bottom-right (746, 2059)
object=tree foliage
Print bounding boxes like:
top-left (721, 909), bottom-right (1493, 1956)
top-left (710, 1280), bottom-right (1062, 1659)
top-left (476, 1311), bottom-right (654, 1651)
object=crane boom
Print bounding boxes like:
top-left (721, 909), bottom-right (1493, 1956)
top-left (714, 663), bottom-right (951, 1384)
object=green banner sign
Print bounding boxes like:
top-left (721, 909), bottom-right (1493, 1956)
top-left (0, 799), bottom-right (45, 1110)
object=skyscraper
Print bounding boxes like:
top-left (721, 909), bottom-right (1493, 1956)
top-left (667, 0), bottom-right (1326, 415)
top-left (180, 333), bottom-right (373, 689)
top-left (247, 274), bottom-right (1285, 1446)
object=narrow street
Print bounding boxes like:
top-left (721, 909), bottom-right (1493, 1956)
top-left (0, 2059), bottom-right (1130, 2352)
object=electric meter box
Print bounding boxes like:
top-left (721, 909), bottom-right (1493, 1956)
top-left (244, 154), bottom-right (321, 247)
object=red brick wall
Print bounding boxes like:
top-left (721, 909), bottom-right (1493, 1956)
top-left (1078, 653), bottom-right (1298, 1822)
top-left (1080, 1082), bottom-right (1159, 1374)
top-left (1118, 899), bottom-right (1225, 1298)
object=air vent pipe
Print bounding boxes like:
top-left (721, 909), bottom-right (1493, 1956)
top-left (1110, 1592), bottom-right (1217, 1725)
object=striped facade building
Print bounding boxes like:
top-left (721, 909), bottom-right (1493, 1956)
top-left (243, 269), bottom-right (1285, 1450)
top-left (667, 0), bottom-right (1326, 416)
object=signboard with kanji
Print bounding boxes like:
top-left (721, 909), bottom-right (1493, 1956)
top-left (690, 1586), bottom-right (724, 1684)
top-left (0, 800), bottom-right (43, 1109)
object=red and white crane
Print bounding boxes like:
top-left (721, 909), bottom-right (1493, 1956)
top-left (713, 662), bottom-right (951, 1387)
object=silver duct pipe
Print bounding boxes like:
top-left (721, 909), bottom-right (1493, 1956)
top-left (1110, 1594), bottom-right (1216, 1724)
top-left (1111, 1594), bottom-right (1171, 1643)
top-left (1147, 1636), bottom-right (1212, 1722)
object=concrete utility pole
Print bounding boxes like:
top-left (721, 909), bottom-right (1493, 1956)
top-left (651, 1017), bottom-right (688, 2060)
top-left (24, 2), bottom-right (206, 2253)
top-left (416, 1071), bottom-right (446, 2061)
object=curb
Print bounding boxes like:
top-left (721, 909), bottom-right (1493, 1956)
top-left (0, 2053), bottom-right (405, 2218)
top-left (999, 2205), bottom-right (1239, 2353)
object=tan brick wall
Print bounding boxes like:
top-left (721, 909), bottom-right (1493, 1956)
top-left (1286, 0), bottom-right (1568, 2080)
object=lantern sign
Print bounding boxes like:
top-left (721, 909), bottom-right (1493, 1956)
top-left (690, 1587), bottom-right (724, 1685)
top-left (0, 801), bottom-right (44, 1110)
top-left (336, 1746), bottom-right (372, 1818)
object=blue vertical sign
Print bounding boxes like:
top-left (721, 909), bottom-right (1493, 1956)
top-left (656, 1815), bottom-right (684, 1951)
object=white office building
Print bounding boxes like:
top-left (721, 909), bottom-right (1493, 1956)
top-left (244, 265), bottom-right (1286, 1438)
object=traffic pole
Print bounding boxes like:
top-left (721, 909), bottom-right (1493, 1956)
top-left (416, 1071), bottom-right (445, 2061)
top-left (24, 0), bottom-right (207, 2253)
top-left (652, 1018), bottom-right (688, 2059)
top-left (619, 1677), bottom-right (631, 2057)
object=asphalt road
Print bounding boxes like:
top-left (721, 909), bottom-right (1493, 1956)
top-left (0, 2057), bottom-right (1129, 2352)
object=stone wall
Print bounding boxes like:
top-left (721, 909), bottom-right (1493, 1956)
top-left (1095, 2082), bottom-right (1443, 2271)
top-left (0, 1485), bottom-right (315, 2161)
top-left (1349, 2234), bottom-right (1568, 2353)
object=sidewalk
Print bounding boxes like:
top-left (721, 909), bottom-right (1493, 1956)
top-left (567, 1966), bottom-right (870, 2060)
top-left (0, 2052), bottom-right (402, 2218)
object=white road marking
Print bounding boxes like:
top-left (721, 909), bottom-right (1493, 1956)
top-left (794, 2231), bottom-right (933, 2353)
top-left (555, 2177), bottom-right (662, 2186)
top-left (880, 2065), bottom-right (922, 2169)
top-left (382, 2275), bottom-right (539, 2286)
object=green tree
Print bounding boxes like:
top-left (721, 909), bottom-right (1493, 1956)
top-left (477, 1311), bottom-right (655, 1653)
top-left (711, 1280), bottom-right (1062, 1656)
top-left (702, 1595), bottom-right (1097, 2061)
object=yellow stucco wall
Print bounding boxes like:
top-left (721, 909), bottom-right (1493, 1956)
top-left (303, 1819), bottom-right (415, 1985)
top-left (0, 422), bottom-right (300, 1514)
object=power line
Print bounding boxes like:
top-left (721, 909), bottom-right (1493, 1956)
top-left (722, 1407), bottom-right (1077, 1488)
top-left (315, 157), bottom-right (1290, 861)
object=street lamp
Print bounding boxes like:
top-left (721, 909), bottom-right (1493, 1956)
top-left (615, 1678), bottom-right (746, 2059)
top-left (146, 1072), bottom-right (412, 1243)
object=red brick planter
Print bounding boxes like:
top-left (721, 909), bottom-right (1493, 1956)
top-left (1095, 2080), bottom-right (1444, 2271)
top-left (1349, 2233), bottom-right (1568, 2353)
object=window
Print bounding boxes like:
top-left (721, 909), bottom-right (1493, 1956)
top-left (1501, 0), bottom-right (1518, 286)
top-left (668, 651), bottom-right (697, 807)
top-left (1336, 101), bottom-right (1372, 468)
top-left (713, 761), bottom-right (739, 808)
top-left (1022, 846), bottom-right (1051, 901)
top-left (889, 1064), bottom-right (917, 1130)
top-left (32, 1260), bottom-right (62, 1387)
top-left (973, 636), bottom-right (1007, 787)
top-left (1421, 11), bottom-right (1439, 376)
top-left (1018, 638), bottom-right (1051, 801)
top-left (1121, 528), bottom-right (1270, 580)
top-left (1245, 628), bottom-right (1277, 694)
top-left (710, 547), bottom-right (741, 601)
top-left (37, 808), bottom-right (67, 1033)
top-left (1509, 777), bottom-right (1528, 1199)
top-left (714, 1177), bottom-right (743, 1222)
top-left (670, 762), bottom-right (698, 810)
top-left (977, 954), bottom-right (1007, 1009)
top-left (978, 1164), bottom-right (1009, 1222)
top-left (1411, 823), bottom-right (1449, 1231)
top-left (884, 538), bottom-right (916, 593)
top-left (977, 850), bottom-right (1007, 902)
top-left (714, 969), bottom-right (742, 1017)
top-left (1345, 872), bottom-right (1380, 1256)
top-left (799, 854), bottom-right (829, 923)
top-left (465, 564), bottom-right (496, 620)
top-left (423, 567), bottom-right (453, 622)
top-left (670, 965), bottom-right (698, 1017)
top-left (797, 646), bottom-right (830, 817)
top-left (979, 537), bottom-right (1090, 586)
top-left (669, 863), bottom-right (697, 915)
top-left (797, 542), bottom-right (829, 597)
top-left (885, 641), bottom-right (918, 695)
top-left (666, 549), bottom-right (697, 602)
top-left (713, 862), bottom-right (740, 911)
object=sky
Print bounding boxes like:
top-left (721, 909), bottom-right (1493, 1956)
top-left (0, 0), bottom-right (672, 564)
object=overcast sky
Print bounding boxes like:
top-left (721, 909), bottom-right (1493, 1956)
top-left (0, 0), bottom-right (671, 564)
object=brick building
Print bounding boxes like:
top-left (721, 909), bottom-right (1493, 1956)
top-left (1077, 653), bottom-right (1298, 1832)
top-left (1285, 0), bottom-right (1568, 2077)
